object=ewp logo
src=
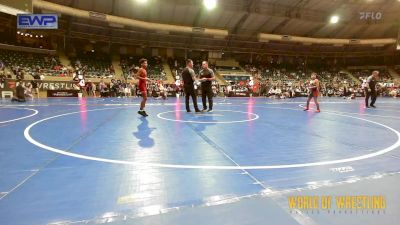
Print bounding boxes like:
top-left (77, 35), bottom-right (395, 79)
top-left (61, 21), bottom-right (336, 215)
top-left (17, 14), bottom-right (58, 29)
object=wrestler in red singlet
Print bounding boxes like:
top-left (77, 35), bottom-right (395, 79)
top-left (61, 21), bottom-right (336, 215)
top-left (137, 58), bottom-right (150, 117)
top-left (138, 68), bottom-right (147, 93)
top-left (304, 72), bottom-right (320, 112)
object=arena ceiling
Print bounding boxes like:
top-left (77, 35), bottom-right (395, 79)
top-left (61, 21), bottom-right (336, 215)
top-left (32, 0), bottom-right (400, 55)
top-left (44, 0), bottom-right (400, 38)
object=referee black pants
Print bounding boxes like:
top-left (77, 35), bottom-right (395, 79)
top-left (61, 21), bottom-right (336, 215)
top-left (201, 87), bottom-right (213, 110)
top-left (184, 88), bottom-right (199, 112)
top-left (365, 88), bottom-right (377, 106)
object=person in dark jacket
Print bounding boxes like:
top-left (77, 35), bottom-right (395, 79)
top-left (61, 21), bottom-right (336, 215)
top-left (199, 61), bottom-right (216, 112)
top-left (11, 82), bottom-right (26, 102)
top-left (365, 71), bottom-right (379, 108)
top-left (182, 59), bottom-right (200, 113)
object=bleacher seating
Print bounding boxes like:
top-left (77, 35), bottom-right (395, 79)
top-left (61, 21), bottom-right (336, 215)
top-left (238, 60), bottom-right (363, 97)
top-left (349, 68), bottom-right (392, 81)
top-left (394, 65), bottom-right (400, 76)
top-left (216, 66), bottom-right (241, 71)
top-left (0, 49), bottom-right (65, 77)
top-left (70, 52), bottom-right (114, 78)
top-left (0, 45), bottom-right (396, 98)
top-left (222, 75), bottom-right (251, 82)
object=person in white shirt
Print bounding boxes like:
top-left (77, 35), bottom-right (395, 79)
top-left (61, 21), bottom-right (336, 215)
top-left (156, 82), bottom-right (167, 100)
top-left (275, 87), bottom-right (283, 98)
top-left (24, 83), bottom-right (33, 100)
top-left (360, 77), bottom-right (367, 89)
top-left (91, 82), bottom-right (97, 97)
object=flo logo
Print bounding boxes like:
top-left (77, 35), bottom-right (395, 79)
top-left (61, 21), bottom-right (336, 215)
top-left (359, 12), bottom-right (383, 20)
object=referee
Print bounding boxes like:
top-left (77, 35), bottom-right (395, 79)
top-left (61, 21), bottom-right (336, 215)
top-left (365, 70), bottom-right (379, 108)
top-left (182, 59), bottom-right (200, 113)
top-left (199, 61), bottom-right (216, 112)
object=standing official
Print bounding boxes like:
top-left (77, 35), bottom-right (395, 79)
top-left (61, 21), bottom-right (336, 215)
top-left (199, 61), bottom-right (215, 112)
top-left (365, 71), bottom-right (379, 108)
top-left (182, 59), bottom-right (200, 113)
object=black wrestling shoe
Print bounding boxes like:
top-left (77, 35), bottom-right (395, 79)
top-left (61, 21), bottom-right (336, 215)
top-left (195, 109), bottom-right (201, 113)
top-left (186, 110), bottom-right (192, 113)
top-left (207, 109), bottom-right (213, 112)
top-left (138, 110), bottom-right (147, 117)
top-left (370, 105), bottom-right (376, 108)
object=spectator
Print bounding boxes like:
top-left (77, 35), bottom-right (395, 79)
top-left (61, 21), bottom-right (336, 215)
top-left (11, 82), bottom-right (26, 102)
